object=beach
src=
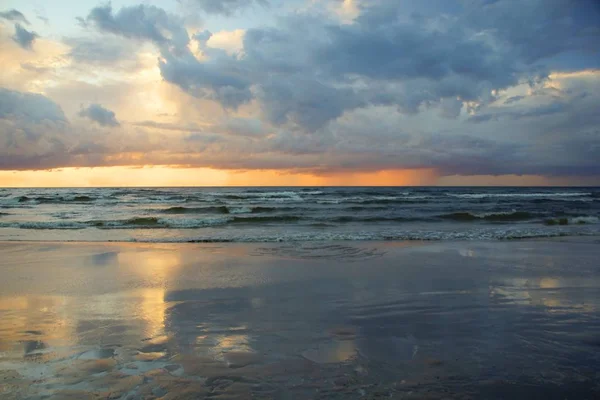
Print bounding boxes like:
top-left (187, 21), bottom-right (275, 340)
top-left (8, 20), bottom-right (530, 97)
top-left (1, 239), bottom-right (599, 399)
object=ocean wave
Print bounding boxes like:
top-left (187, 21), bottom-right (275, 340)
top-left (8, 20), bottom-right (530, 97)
top-left (571, 216), bottom-right (599, 224)
top-left (544, 216), bottom-right (599, 225)
top-left (1, 223), bottom-right (598, 242)
top-left (317, 196), bottom-right (428, 205)
top-left (95, 216), bottom-right (231, 229)
top-left (15, 195), bottom-right (96, 204)
top-left (158, 205), bottom-right (295, 215)
top-left (211, 191), bottom-right (304, 201)
top-left (530, 198), bottom-right (594, 204)
top-left (330, 190), bottom-right (412, 197)
top-left (0, 221), bottom-right (89, 230)
top-left (247, 206), bottom-right (279, 213)
top-left (330, 216), bottom-right (417, 223)
top-left (439, 211), bottom-right (535, 222)
top-left (152, 229), bottom-right (599, 243)
top-left (299, 190), bottom-right (325, 195)
top-left (448, 192), bottom-right (591, 199)
top-left (161, 206), bottom-right (230, 214)
top-left (345, 206), bottom-right (390, 211)
top-left (231, 215), bottom-right (301, 223)
top-left (228, 206), bottom-right (252, 214)
top-left (125, 217), bottom-right (160, 226)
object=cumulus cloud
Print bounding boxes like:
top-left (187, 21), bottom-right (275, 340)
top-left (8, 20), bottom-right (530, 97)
top-left (188, 0), bottom-right (268, 16)
top-left (158, 50), bottom-right (253, 109)
top-left (83, 4), bottom-right (253, 108)
top-left (12, 23), bottom-right (38, 50)
top-left (85, 4), bottom-right (189, 51)
top-left (0, 88), bottom-right (66, 123)
top-left (78, 104), bottom-right (120, 127)
top-left (0, 88), bottom-right (69, 169)
top-left (83, 0), bottom-right (599, 132)
top-left (0, 9), bottom-right (29, 24)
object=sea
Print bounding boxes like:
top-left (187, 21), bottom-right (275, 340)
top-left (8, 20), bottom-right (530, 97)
top-left (0, 187), bottom-right (599, 243)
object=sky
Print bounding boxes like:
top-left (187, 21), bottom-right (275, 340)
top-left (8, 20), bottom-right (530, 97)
top-left (0, 0), bottom-right (599, 187)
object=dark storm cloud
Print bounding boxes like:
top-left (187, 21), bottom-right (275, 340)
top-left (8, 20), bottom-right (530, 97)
top-left (12, 23), bottom-right (38, 50)
top-left (0, 9), bottom-right (29, 24)
top-left (82, 1), bottom-right (539, 127)
top-left (190, 0), bottom-right (268, 16)
top-left (317, 13), bottom-right (512, 85)
top-left (78, 104), bottom-right (120, 127)
top-left (257, 77), bottom-right (362, 131)
top-left (132, 0), bottom-right (599, 131)
top-left (464, 0), bottom-right (600, 66)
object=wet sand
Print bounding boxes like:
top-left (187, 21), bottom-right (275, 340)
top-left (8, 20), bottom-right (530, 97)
top-left (0, 239), bottom-right (599, 399)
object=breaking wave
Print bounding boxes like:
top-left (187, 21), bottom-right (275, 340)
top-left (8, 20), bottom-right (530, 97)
top-left (438, 211), bottom-right (535, 222)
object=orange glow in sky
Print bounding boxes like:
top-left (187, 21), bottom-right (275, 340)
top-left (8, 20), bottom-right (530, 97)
top-left (0, 166), bottom-right (439, 187)
top-left (0, 166), bottom-right (591, 187)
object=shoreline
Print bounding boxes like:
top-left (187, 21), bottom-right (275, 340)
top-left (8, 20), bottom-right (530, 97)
top-left (0, 234), bottom-right (600, 245)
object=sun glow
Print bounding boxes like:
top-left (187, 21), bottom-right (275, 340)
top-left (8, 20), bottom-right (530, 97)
top-left (0, 166), bottom-right (438, 187)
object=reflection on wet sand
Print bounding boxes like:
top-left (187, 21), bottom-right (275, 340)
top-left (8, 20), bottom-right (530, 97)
top-left (0, 240), bottom-right (599, 399)
top-left (489, 276), bottom-right (598, 312)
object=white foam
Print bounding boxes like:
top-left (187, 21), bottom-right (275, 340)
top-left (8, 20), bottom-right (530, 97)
top-left (448, 192), bottom-right (591, 199)
top-left (570, 216), bottom-right (599, 224)
top-left (302, 190), bottom-right (324, 195)
top-left (228, 207), bottom-right (252, 214)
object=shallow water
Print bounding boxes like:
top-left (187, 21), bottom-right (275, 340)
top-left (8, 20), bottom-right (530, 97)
top-left (0, 240), bottom-right (599, 399)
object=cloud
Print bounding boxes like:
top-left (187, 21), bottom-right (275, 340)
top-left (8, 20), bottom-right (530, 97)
top-left (257, 77), bottom-right (362, 131)
top-left (83, 4), bottom-right (253, 108)
top-left (65, 36), bottom-right (139, 66)
top-left (207, 29), bottom-right (245, 55)
top-left (189, 0), bottom-right (268, 16)
top-left (78, 104), bottom-right (120, 127)
top-left (504, 95), bottom-right (525, 105)
top-left (220, 117), bottom-right (266, 136)
top-left (0, 9), bottom-right (29, 24)
top-left (0, 1), bottom-right (599, 182)
top-left (85, 4), bottom-right (188, 50)
top-left (158, 50), bottom-right (253, 109)
top-left (0, 87), bottom-right (66, 123)
top-left (91, 0), bottom-right (597, 133)
top-left (439, 97), bottom-right (464, 119)
top-left (131, 120), bottom-right (204, 132)
top-left (37, 15), bottom-right (49, 25)
top-left (468, 101), bottom-right (569, 123)
top-left (0, 88), bottom-right (69, 169)
top-left (12, 23), bottom-right (38, 50)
